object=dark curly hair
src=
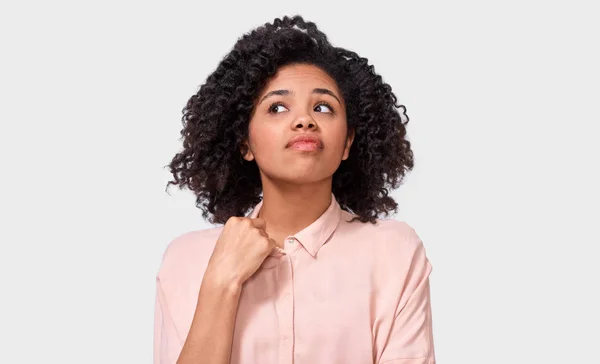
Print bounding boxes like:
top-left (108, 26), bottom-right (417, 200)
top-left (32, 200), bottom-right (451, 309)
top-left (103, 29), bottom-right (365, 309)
top-left (166, 15), bottom-right (414, 225)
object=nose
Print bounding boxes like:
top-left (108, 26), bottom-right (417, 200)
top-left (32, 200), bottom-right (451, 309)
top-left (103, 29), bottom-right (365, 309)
top-left (292, 114), bottom-right (318, 130)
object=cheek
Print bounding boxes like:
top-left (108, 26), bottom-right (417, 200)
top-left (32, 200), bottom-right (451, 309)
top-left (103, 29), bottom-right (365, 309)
top-left (328, 125), bottom-right (349, 156)
top-left (249, 123), bottom-right (279, 155)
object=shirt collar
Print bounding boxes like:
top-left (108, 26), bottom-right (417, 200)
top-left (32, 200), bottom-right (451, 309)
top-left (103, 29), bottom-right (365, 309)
top-left (248, 193), bottom-right (343, 258)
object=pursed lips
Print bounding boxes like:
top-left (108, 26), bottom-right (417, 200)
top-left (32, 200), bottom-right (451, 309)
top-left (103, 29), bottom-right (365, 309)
top-left (286, 136), bottom-right (323, 150)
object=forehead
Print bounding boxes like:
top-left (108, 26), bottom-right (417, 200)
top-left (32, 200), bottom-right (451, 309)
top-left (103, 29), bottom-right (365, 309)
top-left (263, 63), bottom-right (339, 92)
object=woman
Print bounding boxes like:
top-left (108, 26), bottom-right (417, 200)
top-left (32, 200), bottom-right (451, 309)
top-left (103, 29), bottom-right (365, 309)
top-left (156, 15), bottom-right (436, 364)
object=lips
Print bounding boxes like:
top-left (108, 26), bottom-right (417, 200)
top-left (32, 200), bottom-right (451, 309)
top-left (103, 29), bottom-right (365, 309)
top-left (286, 134), bottom-right (324, 150)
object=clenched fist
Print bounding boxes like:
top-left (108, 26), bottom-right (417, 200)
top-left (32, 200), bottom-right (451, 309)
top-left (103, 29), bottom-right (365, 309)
top-left (205, 216), bottom-right (283, 289)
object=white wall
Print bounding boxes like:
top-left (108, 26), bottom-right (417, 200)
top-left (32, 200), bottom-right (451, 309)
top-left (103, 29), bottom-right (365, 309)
top-left (1, 0), bottom-right (598, 363)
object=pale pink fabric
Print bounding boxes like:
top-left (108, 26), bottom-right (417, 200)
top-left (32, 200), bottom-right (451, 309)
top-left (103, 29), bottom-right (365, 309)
top-left (154, 194), bottom-right (436, 364)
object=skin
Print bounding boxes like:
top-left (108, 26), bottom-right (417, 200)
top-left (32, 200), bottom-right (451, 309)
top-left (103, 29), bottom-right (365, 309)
top-left (242, 63), bottom-right (354, 247)
top-left (178, 218), bottom-right (279, 364)
top-left (177, 63), bottom-right (354, 364)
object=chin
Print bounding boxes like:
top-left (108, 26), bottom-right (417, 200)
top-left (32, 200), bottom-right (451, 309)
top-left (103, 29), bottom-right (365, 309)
top-left (261, 170), bottom-right (328, 185)
top-left (274, 174), bottom-right (319, 184)
top-left (258, 161), bottom-right (339, 185)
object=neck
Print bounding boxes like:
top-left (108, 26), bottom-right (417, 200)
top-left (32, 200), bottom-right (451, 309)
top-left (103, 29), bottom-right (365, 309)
top-left (257, 177), bottom-right (333, 244)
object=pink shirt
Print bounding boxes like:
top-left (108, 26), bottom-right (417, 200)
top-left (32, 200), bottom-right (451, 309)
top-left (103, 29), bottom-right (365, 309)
top-left (154, 194), bottom-right (436, 364)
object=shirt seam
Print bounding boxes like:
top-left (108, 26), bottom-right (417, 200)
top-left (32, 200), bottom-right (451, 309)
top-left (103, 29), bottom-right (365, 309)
top-left (380, 356), bottom-right (433, 363)
top-left (156, 276), bottom-right (184, 344)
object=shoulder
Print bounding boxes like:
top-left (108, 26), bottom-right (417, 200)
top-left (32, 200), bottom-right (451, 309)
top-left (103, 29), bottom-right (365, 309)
top-left (156, 226), bottom-right (224, 281)
top-left (341, 212), bottom-right (428, 258)
top-left (339, 212), bottom-right (433, 278)
top-left (372, 218), bottom-right (421, 242)
top-left (376, 218), bottom-right (426, 254)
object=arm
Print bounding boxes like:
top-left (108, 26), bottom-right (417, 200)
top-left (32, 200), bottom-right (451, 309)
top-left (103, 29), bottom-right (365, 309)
top-left (154, 217), bottom-right (276, 364)
top-left (154, 278), bottom-right (184, 364)
top-left (176, 270), bottom-right (243, 364)
top-left (379, 242), bottom-right (436, 364)
top-left (153, 271), bottom-right (243, 364)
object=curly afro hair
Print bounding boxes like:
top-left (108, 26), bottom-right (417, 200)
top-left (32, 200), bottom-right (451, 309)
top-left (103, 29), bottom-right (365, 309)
top-left (166, 15), bottom-right (414, 225)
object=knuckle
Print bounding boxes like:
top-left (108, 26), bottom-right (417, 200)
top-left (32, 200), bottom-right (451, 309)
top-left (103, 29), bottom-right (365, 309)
top-left (262, 237), bottom-right (272, 248)
top-left (252, 228), bottom-right (265, 238)
top-left (227, 216), bottom-right (241, 225)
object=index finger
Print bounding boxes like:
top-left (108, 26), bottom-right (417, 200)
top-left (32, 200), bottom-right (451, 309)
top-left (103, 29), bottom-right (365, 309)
top-left (249, 217), bottom-right (267, 231)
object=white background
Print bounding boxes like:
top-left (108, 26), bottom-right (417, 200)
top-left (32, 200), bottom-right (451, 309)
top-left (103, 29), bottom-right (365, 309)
top-left (1, 1), bottom-right (599, 363)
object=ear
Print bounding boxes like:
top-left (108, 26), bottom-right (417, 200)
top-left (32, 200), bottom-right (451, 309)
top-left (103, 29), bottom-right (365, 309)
top-left (342, 128), bottom-right (355, 161)
top-left (241, 140), bottom-right (255, 161)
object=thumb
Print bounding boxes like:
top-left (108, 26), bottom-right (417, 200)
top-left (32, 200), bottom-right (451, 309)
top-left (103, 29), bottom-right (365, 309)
top-left (269, 239), bottom-right (286, 256)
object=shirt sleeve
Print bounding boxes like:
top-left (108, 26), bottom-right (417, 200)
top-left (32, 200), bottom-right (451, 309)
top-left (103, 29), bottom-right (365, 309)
top-left (378, 240), bottom-right (436, 364)
top-left (154, 277), bottom-right (183, 364)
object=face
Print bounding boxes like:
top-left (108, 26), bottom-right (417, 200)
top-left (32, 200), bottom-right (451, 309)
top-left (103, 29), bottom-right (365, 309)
top-left (243, 63), bottom-right (354, 185)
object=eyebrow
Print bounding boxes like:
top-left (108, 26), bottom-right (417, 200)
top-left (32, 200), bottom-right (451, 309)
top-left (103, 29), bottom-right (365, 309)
top-left (259, 88), bottom-right (342, 105)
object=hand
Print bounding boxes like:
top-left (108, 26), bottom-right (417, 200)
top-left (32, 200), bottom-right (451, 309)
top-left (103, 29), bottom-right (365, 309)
top-left (205, 216), bottom-right (282, 289)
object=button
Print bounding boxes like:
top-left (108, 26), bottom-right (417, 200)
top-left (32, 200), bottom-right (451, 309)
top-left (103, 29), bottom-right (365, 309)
top-left (286, 237), bottom-right (295, 244)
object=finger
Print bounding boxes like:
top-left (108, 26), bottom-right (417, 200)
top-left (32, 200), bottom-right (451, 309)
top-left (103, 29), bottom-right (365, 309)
top-left (250, 217), bottom-right (267, 231)
top-left (269, 241), bottom-right (286, 256)
top-left (267, 237), bottom-right (278, 250)
top-left (256, 228), bottom-right (269, 239)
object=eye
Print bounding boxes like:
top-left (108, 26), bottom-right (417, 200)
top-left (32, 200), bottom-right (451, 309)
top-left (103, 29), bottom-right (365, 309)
top-left (315, 102), bottom-right (334, 114)
top-left (268, 102), bottom-right (288, 114)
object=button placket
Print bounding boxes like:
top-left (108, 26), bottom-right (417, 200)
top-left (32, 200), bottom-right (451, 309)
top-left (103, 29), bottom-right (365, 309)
top-left (275, 253), bottom-right (295, 364)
